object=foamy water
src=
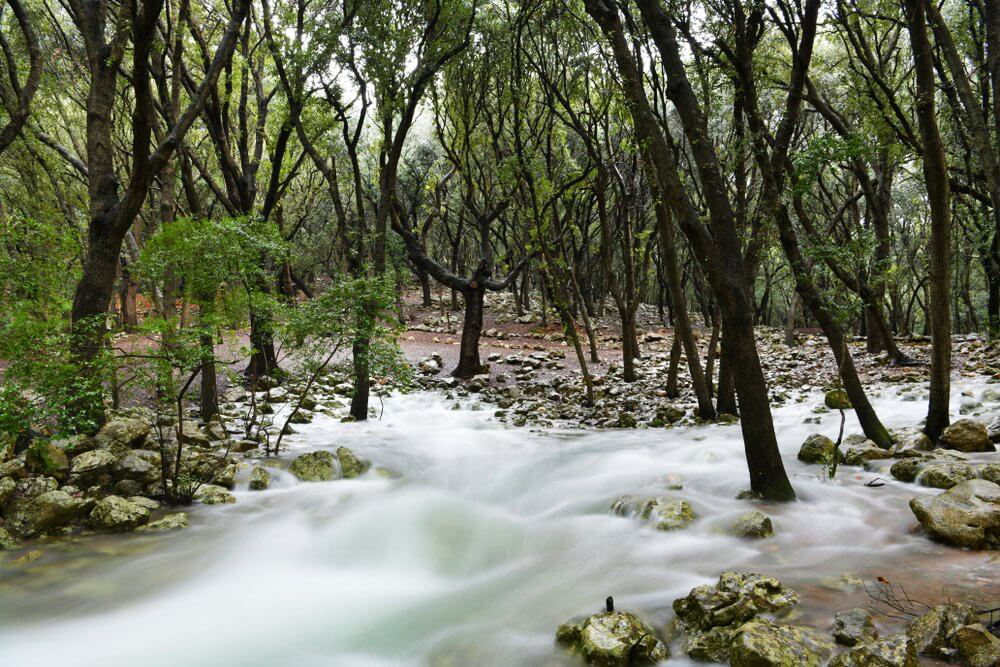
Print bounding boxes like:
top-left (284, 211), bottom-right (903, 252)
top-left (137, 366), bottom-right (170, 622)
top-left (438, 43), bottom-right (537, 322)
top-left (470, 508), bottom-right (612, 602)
top-left (0, 382), bottom-right (997, 666)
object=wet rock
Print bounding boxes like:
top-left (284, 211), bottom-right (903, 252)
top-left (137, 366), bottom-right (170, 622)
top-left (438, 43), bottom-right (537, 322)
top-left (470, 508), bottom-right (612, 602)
top-left (556, 610), bottom-right (668, 665)
top-left (918, 463), bottom-right (977, 489)
top-left (798, 434), bottom-right (837, 464)
top-left (829, 634), bottom-right (917, 667)
top-left (683, 624), bottom-right (737, 662)
top-left (0, 475), bottom-right (15, 506)
top-left (843, 444), bottom-right (891, 467)
top-left (248, 466), bottom-right (270, 490)
top-left (939, 419), bottom-right (993, 453)
top-left (833, 608), bottom-right (877, 646)
top-left (979, 462), bottom-right (1000, 485)
top-left (906, 603), bottom-right (978, 658)
top-left (653, 405), bottom-right (685, 426)
top-left (890, 459), bottom-right (921, 483)
top-left (193, 484), bottom-right (235, 505)
top-left (6, 489), bottom-right (90, 537)
top-left (953, 623), bottom-right (1000, 667)
top-left (729, 621), bottom-right (834, 667)
top-left (418, 355), bottom-right (443, 375)
top-left (138, 512), bottom-right (189, 532)
top-left (909, 479), bottom-right (1000, 549)
top-left (337, 446), bottom-right (369, 478)
top-left (0, 526), bottom-right (18, 550)
top-left (825, 389), bottom-right (852, 410)
top-left (733, 511), bottom-right (773, 538)
top-left (891, 431), bottom-right (934, 455)
top-left (289, 451), bottom-right (338, 482)
top-left (88, 495), bottom-right (150, 532)
top-left (612, 495), bottom-right (695, 531)
top-left (25, 440), bottom-right (69, 479)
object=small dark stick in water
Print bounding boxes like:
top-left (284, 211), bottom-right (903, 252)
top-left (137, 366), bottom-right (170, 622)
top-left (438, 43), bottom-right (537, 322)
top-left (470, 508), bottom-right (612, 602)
top-left (605, 596), bottom-right (614, 613)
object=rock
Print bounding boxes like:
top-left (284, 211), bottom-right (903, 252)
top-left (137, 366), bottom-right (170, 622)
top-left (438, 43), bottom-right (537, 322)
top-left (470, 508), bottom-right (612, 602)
top-left (918, 463), bottom-right (977, 489)
top-left (828, 634), bottom-right (918, 667)
top-left (733, 511), bottom-right (773, 538)
top-left (69, 449), bottom-right (118, 482)
top-left (0, 526), bottom-right (18, 550)
top-left (288, 409), bottom-right (313, 424)
top-left (114, 452), bottom-right (157, 483)
top-left (730, 621), bottom-right (834, 667)
top-left (138, 512), bottom-right (189, 532)
top-left (892, 431), bottom-right (934, 455)
top-left (195, 484), bottom-right (236, 504)
top-left (289, 451), bottom-right (338, 482)
top-left (93, 418), bottom-right (150, 451)
top-left (825, 389), bottom-right (852, 410)
top-left (654, 405), bottom-right (685, 425)
top-left (906, 603), bottom-right (978, 658)
top-left (88, 495), bottom-right (150, 532)
top-left (337, 446), bottom-right (369, 478)
top-left (673, 572), bottom-right (799, 638)
top-left (890, 459), bottom-right (921, 483)
top-left (953, 623), bottom-right (1000, 667)
top-left (0, 475), bottom-right (15, 507)
top-left (6, 489), bottom-right (90, 537)
top-left (248, 466), bottom-right (270, 490)
top-left (683, 624), bottom-right (737, 663)
top-left (833, 608), bottom-right (877, 646)
top-left (0, 458), bottom-right (27, 479)
top-left (25, 440), bottom-right (69, 479)
top-left (177, 422), bottom-right (210, 447)
top-left (798, 434), bottom-right (837, 464)
top-left (939, 419), bottom-right (994, 453)
top-left (979, 462), bottom-right (1000, 485)
top-left (129, 496), bottom-right (160, 511)
top-left (0, 431), bottom-right (14, 462)
top-left (843, 444), bottom-right (891, 467)
top-left (612, 495), bottom-right (695, 531)
top-left (909, 479), bottom-right (1000, 549)
top-left (556, 610), bottom-right (668, 665)
top-left (266, 386), bottom-right (289, 403)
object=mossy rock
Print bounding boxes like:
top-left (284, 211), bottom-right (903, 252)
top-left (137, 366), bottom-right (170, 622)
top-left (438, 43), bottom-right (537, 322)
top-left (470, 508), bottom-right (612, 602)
top-left (289, 450), bottom-right (337, 482)
top-left (824, 390), bottom-right (852, 410)
top-left (730, 621), bottom-right (834, 667)
top-left (556, 610), bottom-right (668, 665)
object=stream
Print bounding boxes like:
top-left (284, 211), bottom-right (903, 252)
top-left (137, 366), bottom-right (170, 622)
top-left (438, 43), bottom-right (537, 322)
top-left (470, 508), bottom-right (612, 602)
top-left (0, 383), bottom-right (998, 666)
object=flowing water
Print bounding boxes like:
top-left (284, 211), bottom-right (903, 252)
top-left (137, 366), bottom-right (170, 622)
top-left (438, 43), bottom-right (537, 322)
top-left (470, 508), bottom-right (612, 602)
top-left (1, 384), bottom-right (998, 666)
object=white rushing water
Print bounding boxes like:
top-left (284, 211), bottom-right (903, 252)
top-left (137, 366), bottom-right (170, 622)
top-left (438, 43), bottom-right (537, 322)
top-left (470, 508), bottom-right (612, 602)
top-left (1, 383), bottom-right (998, 666)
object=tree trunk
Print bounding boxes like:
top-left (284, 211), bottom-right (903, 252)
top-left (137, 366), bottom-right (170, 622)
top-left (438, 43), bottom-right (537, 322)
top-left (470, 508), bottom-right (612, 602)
top-left (454, 285), bottom-right (486, 378)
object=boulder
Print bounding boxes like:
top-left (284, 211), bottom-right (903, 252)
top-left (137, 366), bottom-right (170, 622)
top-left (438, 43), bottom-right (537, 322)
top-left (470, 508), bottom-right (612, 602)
top-left (953, 623), bottom-right (1000, 667)
top-left (195, 484), bottom-right (236, 505)
top-left (939, 419), bottom-right (993, 453)
top-left (114, 452), bottom-right (158, 483)
top-left (843, 444), bottom-right (891, 467)
top-left (0, 525), bottom-right (18, 550)
top-left (137, 512), bottom-right (189, 532)
top-left (612, 495), bottom-right (695, 531)
top-left (69, 449), bottom-right (118, 483)
top-left (890, 459), bottom-right (921, 483)
top-left (556, 610), bottom-right (668, 665)
top-left (918, 463), bottom-right (977, 490)
top-left (891, 432), bottom-right (934, 455)
top-left (93, 418), bottom-right (150, 452)
top-left (248, 466), bottom-right (270, 490)
top-left (0, 475), bottom-right (15, 507)
top-left (25, 440), bottom-right (69, 479)
top-left (825, 389), bottom-right (852, 410)
top-left (906, 603), bottom-right (978, 658)
top-left (733, 511), bottom-right (773, 538)
top-left (289, 450), bottom-right (338, 482)
top-left (909, 479), bottom-right (1000, 549)
top-left (88, 495), bottom-right (151, 532)
top-left (833, 608), bottom-right (877, 646)
top-left (798, 434), bottom-right (837, 464)
top-left (337, 446), bottom-right (369, 479)
top-left (979, 462), bottom-right (1000, 486)
top-left (729, 621), bottom-right (834, 667)
top-left (828, 634), bottom-right (918, 667)
top-left (6, 489), bottom-right (90, 537)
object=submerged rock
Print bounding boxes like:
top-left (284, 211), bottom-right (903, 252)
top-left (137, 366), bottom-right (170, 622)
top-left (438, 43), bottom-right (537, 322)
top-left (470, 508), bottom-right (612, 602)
top-left (138, 512), bottom-right (189, 532)
top-left (832, 608), bottom-right (877, 646)
top-left (88, 495), bottom-right (150, 532)
top-left (798, 434), bottom-right (837, 464)
top-left (938, 419), bottom-right (993, 453)
top-left (556, 610), bottom-right (668, 665)
top-left (612, 495), bottom-right (695, 531)
top-left (729, 621), bottom-right (834, 667)
top-left (733, 511), bottom-right (773, 538)
top-left (337, 446), bottom-right (369, 479)
top-left (289, 450), bottom-right (337, 482)
top-left (829, 634), bottom-right (917, 667)
top-left (909, 479), bottom-right (1000, 549)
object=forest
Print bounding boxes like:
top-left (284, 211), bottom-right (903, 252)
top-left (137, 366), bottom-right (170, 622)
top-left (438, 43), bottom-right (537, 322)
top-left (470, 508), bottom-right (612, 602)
top-left (0, 0), bottom-right (998, 664)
